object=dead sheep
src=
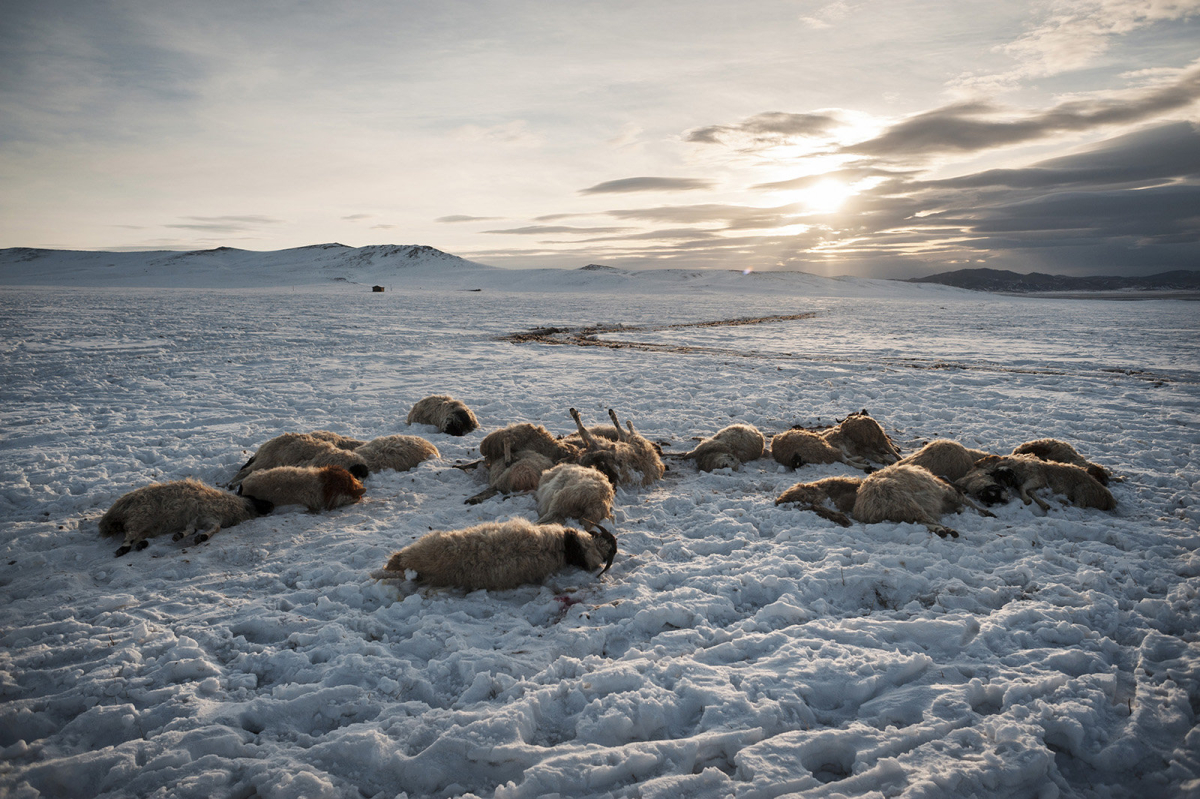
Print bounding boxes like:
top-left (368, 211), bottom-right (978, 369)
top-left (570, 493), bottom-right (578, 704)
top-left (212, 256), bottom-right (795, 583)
top-left (1012, 438), bottom-right (1111, 485)
top-left (407, 394), bottom-right (480, 436)
top-left (683, 423), bottom-right (765, 471)
top-left (774, 475), bottom-right (864, 526)
top-left (99, 478), bottom-right (273, 557)
top-left (238, 465), bottom-right (366, 513)
top-left (491, 448), bottom-right (556, 494)
top-left (957, 454), bottom-right (1116, 512)
top-left (479, 422), bottom-right (582, 465)
top-left (571, 408), bottom-right (665, 487)
top-left (536, 463), bottom-right (615, 528)
top-left (230, 433), bottom-right (370, 487)
top-left (308, 430), bottom-right (367, 450)
top-left (777, 464), bottom-right (992, 538)
top-left (770, 429), bottom-right (872, 471)
top-left (770, 410), bottom-right (901, 471)
top-left (373, 517), bottom-right (617, 591)
top-left (355, 435), bottom-right (439, 473)
top-left (823, 411), bottom-right (903, 466)
top-left (895, 439), bottom-right (991, 482)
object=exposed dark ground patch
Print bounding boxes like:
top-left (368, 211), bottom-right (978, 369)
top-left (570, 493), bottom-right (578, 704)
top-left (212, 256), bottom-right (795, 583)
top-left (500, 314), bottom-right (1181, 383)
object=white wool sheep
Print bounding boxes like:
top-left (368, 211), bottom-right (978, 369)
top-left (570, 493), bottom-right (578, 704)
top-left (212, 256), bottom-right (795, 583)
top-left (778, 464), bottom-right (992, 538)
top-left (896, 439), bottom-right (990, 482)
top-left (355, 435), bottom-right (439, 473)
top-left (683, 423), bottom-right (765, 471)
top-left (99, 478), bottom-right (272, 557)
top-left (536, 463), bottom-right (615, 528)
top-left (1012, 438), bottom-right (1111, 485)
top-left (373, 517), bottom-right (617, 591)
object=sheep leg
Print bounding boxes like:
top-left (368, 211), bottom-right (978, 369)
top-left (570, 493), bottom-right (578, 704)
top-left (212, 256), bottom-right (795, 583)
top-left (1025, 487), bottom-right (1052, 513)
top-left (503, 438), bottom-right (514, 466)
top-left (569, 408), bottom-right (599, 449)
top-left (607, 409), bottom-right (631, 442)
top-left (926, 522), bottom-right (960, 539)
top-left (808, 504), bottom-right (853, 527)
top-left (188, 517), bottom-right (222, 545)
top-left (959, 494), bottom-right (996, 518)
top-left (466, 486), bottom-right (500, 505)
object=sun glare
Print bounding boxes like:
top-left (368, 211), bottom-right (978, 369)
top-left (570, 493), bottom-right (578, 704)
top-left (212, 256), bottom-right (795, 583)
top-left (798, 179), bottom-right (855, 213)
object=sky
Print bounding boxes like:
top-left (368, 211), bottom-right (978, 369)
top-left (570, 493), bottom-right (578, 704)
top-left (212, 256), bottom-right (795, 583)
top-left (1, 0), bottom-right (1198, 278)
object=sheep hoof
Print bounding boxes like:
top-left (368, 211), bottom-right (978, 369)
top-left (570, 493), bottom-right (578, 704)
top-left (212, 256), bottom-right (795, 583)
top-left (194, 533), bottom-right (209, 544)
top-left (171, 532), bottom-right (185, 541)
top-left (931, 525), bottom-right (959, 539)
top-left (135, 540), bottom-right (149, 551)
top-left (114, 545), bottom-right (131, 557)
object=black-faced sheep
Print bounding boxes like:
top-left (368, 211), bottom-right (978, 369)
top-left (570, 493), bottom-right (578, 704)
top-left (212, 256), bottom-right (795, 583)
top-left (777, 464), bottom-right (992, 537)
top-left (895, 439), bottom-right (990, 482)
top-left (355, 435), bottom-right (439, 473)
top-left (99, 478), bottom-right (273, 557)
top-left (407, 394), bottom-right (480, 436)
top-left (957, 454), bottom-right (1116, 512)
top-left (571, 408), bottom-right (665, 487)
top-left (1012, 438), bottom-right (1111, 486)
top-left (373, 517), bottom-right (617, 591)
top-left (536, 463), bottom-right (615, 528)
top-left (238, 465), bottom-right (366, 513)
top-left (230, 433), bottom-right (370, 487)
top-left (683, 423), bottom-right (765, 472)
top-left (309, 430), bottom-right (367, 450)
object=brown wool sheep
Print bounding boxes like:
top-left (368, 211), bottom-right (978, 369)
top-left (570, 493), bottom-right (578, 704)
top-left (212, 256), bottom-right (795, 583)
top-left (774, 475), bottom-right (864, 526)
top-left (536, 463), bottom-right (615, 528)
top-left (479, 422), bottom-right (582, 465)
top-left (308, 430), bottom-right (367, 451)
top-left (230, 433), bottom-right (370, 487)
top-left (571, 408), bottom-right (664, 487)
top-left (373, 517), bottom-right (618, 591)
top-left (489, 443), bottom-right (555, 494)
top-left (238, 465), bottom-right (365, 513)
top-left (407, 394), bottom-right (480, 436)
top-left (823, 411), bottom-right (903, 466)
top-left (770, 411), bottom-right (901, 471)
top-left (355, 435), bottom-right (439, 473)
top-left (684, 423), bottom-right (765, 472)
top-left (1012, 438), bottom-right (1111, 486)
top-left (896, 439), bottom-right (991, 482)
top-left (770, 429), bottom-right (872, 471)
top-left (777, 464), bottom-right (992, 537)
top-left (957, 454), bottom-right (1116, 512)
top-left (99, 478), bottom-right (273, 557)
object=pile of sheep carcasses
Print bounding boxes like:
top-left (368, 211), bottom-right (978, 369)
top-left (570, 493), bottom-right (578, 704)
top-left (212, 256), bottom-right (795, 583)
top-left (97, 392), bottom-right (1116, 593)
top-left (95, 394), bottom-right (469, 557)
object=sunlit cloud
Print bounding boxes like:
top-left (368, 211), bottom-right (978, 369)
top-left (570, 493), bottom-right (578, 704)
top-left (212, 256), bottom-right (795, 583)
top-left (579, 177), bottom-right (715, 194)
top-left (483, 225), bottom-right (634, 235)
top-left (436, 215), bottom-right (503, 223)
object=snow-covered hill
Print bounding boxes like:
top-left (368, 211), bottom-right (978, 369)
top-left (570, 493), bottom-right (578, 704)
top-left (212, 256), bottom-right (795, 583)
top-left (0, 244), bottom-right (972, 298)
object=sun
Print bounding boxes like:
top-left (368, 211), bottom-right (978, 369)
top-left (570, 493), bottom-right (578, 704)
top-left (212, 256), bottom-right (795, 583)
top-left (796, 179), bottom-right (855, 214)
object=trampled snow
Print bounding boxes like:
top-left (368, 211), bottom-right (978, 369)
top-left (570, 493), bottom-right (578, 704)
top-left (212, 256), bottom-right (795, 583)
top-left (1, 245), bottom-right (1197, 798)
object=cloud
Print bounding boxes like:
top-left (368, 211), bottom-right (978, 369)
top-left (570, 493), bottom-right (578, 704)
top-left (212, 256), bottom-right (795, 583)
top-left (579, 177), bottom-right (715, 195)
top-left (844, 65), bottom-right (1200, 158)
top-left (370, 224), bottom-right (396, 229)
top-left (685, 111), bottom-right (842, 145)
top-left (164, 215), bottom-right (285, 233)
top-left (983, 0), bottom-right (1200, 86)
top-left (482, 225), bottom-right (634, 235)
top-left (342, 214), bottom-right (373, 221)
top-left (436, 215), bottom-right (502, 223)
top-left (753, 166), bottom-right (914, 191)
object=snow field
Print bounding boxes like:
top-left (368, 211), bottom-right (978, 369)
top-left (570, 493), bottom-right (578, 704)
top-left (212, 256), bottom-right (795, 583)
top-left (1, 284), bottom-right (1198, 798)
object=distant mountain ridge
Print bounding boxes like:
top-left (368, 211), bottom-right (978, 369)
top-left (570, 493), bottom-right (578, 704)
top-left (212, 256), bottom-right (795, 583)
top-left (907, 267), bottom-right (1200, 293)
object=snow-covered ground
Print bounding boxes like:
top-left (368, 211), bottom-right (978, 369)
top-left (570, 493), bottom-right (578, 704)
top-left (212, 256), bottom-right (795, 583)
top-left (1, 247), bottom-right (1198, 799)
